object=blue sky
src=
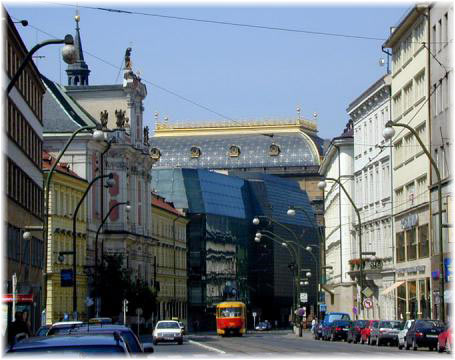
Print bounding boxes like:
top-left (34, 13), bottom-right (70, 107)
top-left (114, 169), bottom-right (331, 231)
top-left (6, 2), bottom-right (410, 140)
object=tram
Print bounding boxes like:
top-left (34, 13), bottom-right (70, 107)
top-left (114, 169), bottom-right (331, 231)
top-left (215, 301), bottom-right (246, 336)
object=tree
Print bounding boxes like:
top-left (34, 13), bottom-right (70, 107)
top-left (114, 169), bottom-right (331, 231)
top-left (125, 278), bottom-right (157, 321)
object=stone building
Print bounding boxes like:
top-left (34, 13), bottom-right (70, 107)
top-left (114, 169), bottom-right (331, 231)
top-left (4, 11), bottom-right (46, 334)
top-left (42, 151), bottom-right (88, 323)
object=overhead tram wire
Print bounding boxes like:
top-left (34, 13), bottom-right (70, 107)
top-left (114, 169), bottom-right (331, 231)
top-left (42, 1), bottom-right (387, 41)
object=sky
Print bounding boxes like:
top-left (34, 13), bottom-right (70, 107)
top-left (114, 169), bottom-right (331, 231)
top-left (5, 1), bottom-right (412, 140)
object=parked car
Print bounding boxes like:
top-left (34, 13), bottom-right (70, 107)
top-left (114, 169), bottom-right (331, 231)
top-left (370, 320), bottom-right (403, 346)
top-left (34, 325), bottom-right (51, 337)
top-left (360, 320), bottom-right (379, 345)
top-left (346, 320), bottom-right (368, 344)
top-left (405, 319), bottom-right (445, 351)
top-left (46, 321), bottom-right (84, 335)
top-left (320, 312), bottom-right (351, 340)
top-left (6, 333), bottom-right (130, 355)
top-left (397, 319), bottom-right (414, 350)
top-left (255, 322), bottom-right (271, 331)
top-left (327, 320), bottom-right (351, 341)
top-left (438, 326), bottom-right (452, 353)
top-left (153, 320), bottom-right (183, 345)
top-left (66, 324), bottom-right (154, 354)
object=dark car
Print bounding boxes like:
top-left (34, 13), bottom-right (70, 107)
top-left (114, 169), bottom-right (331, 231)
top-left (347, 320), bottom-right (369, 344)
top-left (370, 320), bottom-right (403, 346)
top-left (66, 324), bottom-right (154, 354)
top-left (405, 319), bottom-right (445, 351)
top-left (360, 320), bottom-right (379, 345)
top-left (327, 320), bottom-right (351, 341)
top-left (321, 312), bottom-right (351, 340)
top-left (6, 333), bottom-right (130, 355)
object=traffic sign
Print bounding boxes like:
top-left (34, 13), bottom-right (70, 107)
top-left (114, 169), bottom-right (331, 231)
top-left (363, 298), bottom-right (373, 309)
top-left (362, 287), bottom-right (373, 298)
top-left (300, 292), bottom-right (308, 302)
top-left (252, 312), bottom-right (257, 317)
top-left (319, 304), bottom-right (327, 312)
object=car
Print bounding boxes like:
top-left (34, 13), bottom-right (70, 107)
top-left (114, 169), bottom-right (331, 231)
top-left (255, 322), bottom-right (271, 331)
top-left (397, 319), bottom-right (414, 350)
top-left (346, 320), bottom-right (368, 344)
top-left (6, 333), bottom-right (130, 355)
top-left (360, 320), bottom-right (378, 345)
top-left (66, 324), bottom-right (154, 354)
top-left (370, 320), bottom-right (403, 346)
top-left (438, 326), bottom-right (452, 353)
top-left (34, 325), bottom-right (51, 337)
top-left (46, 321), bottom-right (84, 336)
top-left (153, 320), bottom-right (183, 345)
top-left (327, 320), bottom-right (351, 341)
top-left (405, 319), bottom-right (445, 351)
top-left (320, 312), bottom-right (351, 340)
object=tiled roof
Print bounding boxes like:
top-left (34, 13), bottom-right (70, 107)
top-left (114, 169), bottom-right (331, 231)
top-left (42, 151), bottom-right (85, 180)
top-left (152, 197), bottom-right (183, 216)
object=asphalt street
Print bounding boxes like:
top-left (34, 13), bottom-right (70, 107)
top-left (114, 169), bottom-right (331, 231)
top-left (141, 330), bottom-right (447, 357)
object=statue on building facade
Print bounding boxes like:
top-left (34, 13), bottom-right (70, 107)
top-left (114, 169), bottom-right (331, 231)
top-left (115, 109), bottom-right (126, 128)
top-left (124, 47), bottom-right (132, 70)
top-left (100, 110), bottom-right (109, 129)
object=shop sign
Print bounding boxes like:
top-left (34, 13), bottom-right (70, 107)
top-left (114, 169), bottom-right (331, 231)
top-left (397, 265), bottom-right (425, 275)
top-left (401, 214), bottom-right (418, 230)
top-left (444, 258), bottom-right (453, 282)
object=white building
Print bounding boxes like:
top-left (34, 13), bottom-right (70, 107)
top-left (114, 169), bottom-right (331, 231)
top-left (319, 120), bottom-right (356, 318)
top-left (347, 74), bottom-right (395, 320)
top-left (383, 5), bottom-right (433, 320)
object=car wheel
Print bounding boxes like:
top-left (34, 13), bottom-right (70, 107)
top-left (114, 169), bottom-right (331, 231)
top-left (412, 338), bottom-right (417, 351)
top-left (178, 340), bottom-right (183, 345)
top-left (377, 338), bottom-right (381, 346)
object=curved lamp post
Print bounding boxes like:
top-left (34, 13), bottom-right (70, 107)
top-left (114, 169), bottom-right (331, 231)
top-left (7, 34), bottom-right (76, 94)
top-left (318, 178), bottom-right (364, 318)
top-left (383, 121), bottom-right (445, 322)
top-left (59, 173), bottom-right (114, 320)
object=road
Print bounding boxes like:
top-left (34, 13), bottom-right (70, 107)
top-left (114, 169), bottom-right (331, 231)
top-left (142, 330), bottom-right (446, 357)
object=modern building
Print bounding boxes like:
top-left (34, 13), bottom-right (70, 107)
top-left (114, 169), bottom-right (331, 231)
top-left (4, 11), bottom-right (46, 334)
top-left (383, 5), bottom-right (433, 320)
top-left (152, 168), bottom-right (318, 330)
top-left (151, 194), bottom-right (189, 327)
top-left (318, 121), bottom-right (357, 318)
top-left (42, 15), bottom-right (154, 320)
top-left (428, 2), bottom-right (453, 321)
top-left (347, 74), bottom-right (395, 320)
top-left (42, 151), bottom-right (88, 323)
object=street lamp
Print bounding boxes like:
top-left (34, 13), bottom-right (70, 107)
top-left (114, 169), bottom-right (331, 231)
top-left (318, 178), bottom-right (365, 319)
top-left (7, 34), bottom-right (76, 94)
top-left (384, 120), bottom-right (446, 321)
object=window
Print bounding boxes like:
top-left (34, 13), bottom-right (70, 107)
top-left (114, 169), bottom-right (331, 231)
top-left (406, 182), bottom-right (415, 206)
top-left (414, 71), bottom-right (425, 102)
top-left (393, 91), bottom-right (402, 119)
top-left (397, 282), bottom-right (406, 319)
top-left (395, 187), bottom-right (404, 213)
top-left (438, 19), bottom-right (442, 52)
top-left (396, 232), bottom-right (405, 262)
top-left (402, 33), bottom-right (412, 64)
top-left (414, 20), bottom-right (425, 51)
top-left (394, 139), bottom-right (403, 166)
top-left (418, 224), bottom-right (429, 258)
top-left (403, 82), bottom-right (413, 112)
top-left (443, 13), bottom-right (448, 47)
top-left (392, 43), bottom-right (402, 74)
top-left (408, 280), bottom-right (417, 319)
top-left (416, 176), bottom-right (427, 205)
top-left (406, 228), bottom-right (417, 261)
top-left (432, 25), bottom-right (437, 54)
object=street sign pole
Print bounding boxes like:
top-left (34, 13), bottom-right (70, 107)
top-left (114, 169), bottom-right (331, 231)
top-left (253, 312), bottom-right (257, 329)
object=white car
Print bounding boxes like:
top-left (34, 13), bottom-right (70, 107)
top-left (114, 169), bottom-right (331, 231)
top-left (398, 319), bottom-right (415, 350)
top-left (153, 320), bottom-right (183, 345)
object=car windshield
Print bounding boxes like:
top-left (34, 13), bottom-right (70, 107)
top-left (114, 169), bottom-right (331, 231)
top-left (326, 314), bottom-right (349, 323)
top-left (9, 345), bottom-right (125, 355)
top-left (418, 320), bottom-right (445, 329)
top-left (220, 308), bottom-right (242, 317)
top-left (47, 325), bottom-right (83, 336)
top-left (157, 322), bottom-right (180, 329)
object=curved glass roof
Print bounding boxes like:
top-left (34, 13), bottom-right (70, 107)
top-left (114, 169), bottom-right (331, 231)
top-left (150, 132), bottom-right (320, 169)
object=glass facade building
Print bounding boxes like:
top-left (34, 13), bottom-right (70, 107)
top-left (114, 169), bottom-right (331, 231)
top-left (153, 169), bottom-right (318, 330)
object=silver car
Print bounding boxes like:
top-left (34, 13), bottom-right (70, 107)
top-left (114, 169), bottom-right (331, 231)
top-left (398, 319), bottom-right (415, 350)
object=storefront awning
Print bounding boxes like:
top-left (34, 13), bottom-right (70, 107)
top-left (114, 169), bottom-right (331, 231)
top-left (381, 281), bottom-right (405, 296)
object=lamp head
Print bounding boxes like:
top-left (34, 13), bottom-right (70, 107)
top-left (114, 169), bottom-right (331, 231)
top-left (383, 126), bottom-right (395, 141)
top-left (287, 208), bottom-right (296, 216)
top-left (254, 237), bottom-right (261, 243)
top-left (306, 271), bottom-right (312, 277)
top-left (125, 205), bottom-right (131, 213)
top-left (317, 180), bottom-right (327, 190)
top-left (61, 35), bottom-right (77, 64)
top-left (281, 242), bottom-right (288, 247)
top-left (23, 231), bottom-right (32, 241)
top-left (305, 246), bottom-right (312, 252)
top-left (92, 130), bottom-right (105, 142)
top-left (252, 217), bottom-right (260, 225)
top-left (255, 232), bottom-right (262, 239)
top-left (304, 281), bottom-right (309, 286)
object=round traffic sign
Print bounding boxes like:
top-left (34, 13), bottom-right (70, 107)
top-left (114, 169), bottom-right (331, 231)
top-left (363, 298), bottom-right (373, 309)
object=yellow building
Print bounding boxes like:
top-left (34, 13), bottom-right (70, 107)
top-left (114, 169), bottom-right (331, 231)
top-left (43, 151), bottom-right (89, 324)
top-left (151, 194), bottom-right (188, 326)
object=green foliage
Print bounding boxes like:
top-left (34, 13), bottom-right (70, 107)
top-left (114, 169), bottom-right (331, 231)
top-left (95, 254), bottom-right (156, 319)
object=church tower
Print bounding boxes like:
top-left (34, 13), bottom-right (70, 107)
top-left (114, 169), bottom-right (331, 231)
top-left (66, 14), bottom-right (90, 86)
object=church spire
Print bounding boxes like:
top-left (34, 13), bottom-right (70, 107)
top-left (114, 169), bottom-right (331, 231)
top-left (66, 13), bottom-right (90, 86)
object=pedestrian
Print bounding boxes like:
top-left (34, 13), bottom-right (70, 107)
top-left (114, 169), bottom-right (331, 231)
top-left (311, 317), bottom-right (317, 334)
top-left (7, 312), bottom-right (30, 346)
